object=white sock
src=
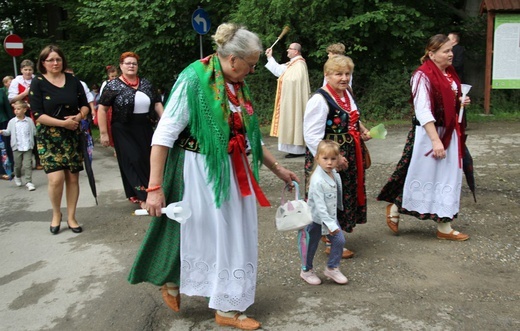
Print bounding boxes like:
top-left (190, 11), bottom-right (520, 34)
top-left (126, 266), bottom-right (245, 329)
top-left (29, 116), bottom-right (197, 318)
top-left (165, 282), bottom-right (178, 296)
top-left (389, 204), bottom-right (399, 223)
top-left (437, 222), bottom-right (457, 235)
top-left (217, 310), bottom-right (247, 320)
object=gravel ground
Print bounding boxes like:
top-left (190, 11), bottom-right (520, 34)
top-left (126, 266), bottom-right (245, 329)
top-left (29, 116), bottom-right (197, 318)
top-left (0, 120), bottom-right (518, 330)
top-left (250, 121), bottom-right (519, 331)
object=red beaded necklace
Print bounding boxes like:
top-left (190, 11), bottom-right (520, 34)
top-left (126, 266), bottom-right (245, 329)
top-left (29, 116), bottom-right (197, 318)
top-left (326, 84), bottom-right (351, 111)
top-left (121, 75), bottom-right (139, 87)
top-left (225, 82), bottom-right (241, 106)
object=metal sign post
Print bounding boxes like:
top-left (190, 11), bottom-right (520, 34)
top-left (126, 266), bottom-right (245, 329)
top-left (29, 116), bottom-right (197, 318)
top-left (192, 7), bottom-right (211, 59)
top-left (12, 56), bottom-right (18, 76)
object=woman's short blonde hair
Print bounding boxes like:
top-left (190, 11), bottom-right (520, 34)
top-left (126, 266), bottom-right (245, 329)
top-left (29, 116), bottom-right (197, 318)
top-left (324, 55), bottom-right (354, 76)
top-left (326, 43), bottom-right (345, 55)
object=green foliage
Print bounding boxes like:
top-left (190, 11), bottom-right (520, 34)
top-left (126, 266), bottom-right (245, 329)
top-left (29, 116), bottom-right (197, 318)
top-left (245, 69), bottom-right (277, 125)
top-left (466, 112), bottom-right (520, 123)
top-left (457, 16), bottom-right (487, 60)
top-left (488, 90), bottom-right (520, 114)
top-left (1, 0), bottom-right (499, 124)
top-left (230, 0), bottom-right (472, 121)
top-left (230, 0), bottom-right (446, 69)
top-left (0, 0), bottom-right (238, 89)
top-left (0, 0), bottom-right (53, 76)
top-left (357, 66), bottom-right (415, 121)
top-left (72, 0), bottom-right (227, 89)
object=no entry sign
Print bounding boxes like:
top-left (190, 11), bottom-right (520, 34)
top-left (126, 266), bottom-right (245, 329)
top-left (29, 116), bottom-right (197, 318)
top-left (4, 34), bottom-right (24, 57)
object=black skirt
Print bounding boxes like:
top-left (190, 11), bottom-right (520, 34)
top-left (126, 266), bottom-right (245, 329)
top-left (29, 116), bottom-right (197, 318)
top-left (112, 113), bottom-right (153, 200)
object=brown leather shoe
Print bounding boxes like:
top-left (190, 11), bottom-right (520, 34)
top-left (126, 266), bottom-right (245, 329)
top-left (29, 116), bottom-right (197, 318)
top-left (436, 230), bottom-right (469, 241)
top-left (161, 285), bottom-right (180, 312)
top-left (325, 247), bottom-right (354, 259)
top-left (215, 312), bottom-right (261, 330)
top-left (386, 204), bottom-right (399, 234)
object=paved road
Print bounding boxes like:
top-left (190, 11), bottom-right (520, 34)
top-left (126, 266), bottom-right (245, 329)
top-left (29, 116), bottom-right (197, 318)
top-left (1, 122), bottom-right (519, 330)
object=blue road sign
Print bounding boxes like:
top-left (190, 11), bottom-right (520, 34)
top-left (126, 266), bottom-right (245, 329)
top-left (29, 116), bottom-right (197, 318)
top-left (192, 8), bottom-right (211, 35)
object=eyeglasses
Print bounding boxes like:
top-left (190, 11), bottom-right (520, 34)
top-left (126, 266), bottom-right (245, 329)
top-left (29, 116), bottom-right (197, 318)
top-left (122, 62), bottom-right (138, 66)
top-left (288, 48), bottom-right (297, 50)
top-left (44, 58), bottom-right (63, 63)
top-left (237, 57), bottom-right (256, 70)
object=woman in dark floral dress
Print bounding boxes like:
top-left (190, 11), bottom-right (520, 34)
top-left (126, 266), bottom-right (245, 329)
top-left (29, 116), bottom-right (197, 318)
top-left (303, 55), bottom-right (371, 258)
top-left (29, 45), bottom-right (89, 234)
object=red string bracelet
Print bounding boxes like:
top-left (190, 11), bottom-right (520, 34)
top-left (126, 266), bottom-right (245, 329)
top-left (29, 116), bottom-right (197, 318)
top-left (145, 185), bottom-right (162, 193)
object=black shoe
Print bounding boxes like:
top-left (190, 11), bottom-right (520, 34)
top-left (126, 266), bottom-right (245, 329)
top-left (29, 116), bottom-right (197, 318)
top-left (50, 225), bottom-right (60, 235)
top-left (50, 213), bottom-right (62, 235)
top-left (67, 221), bottom-right (83, 233)
top-left (285, 153), bottom-right (305, 158)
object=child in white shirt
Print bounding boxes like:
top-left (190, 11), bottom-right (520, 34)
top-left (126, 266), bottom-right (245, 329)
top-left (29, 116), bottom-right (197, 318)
top-left (0, 100), bottom-right (37, 190)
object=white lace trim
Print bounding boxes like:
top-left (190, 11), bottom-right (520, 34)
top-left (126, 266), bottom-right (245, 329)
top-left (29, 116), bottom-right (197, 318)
top-left (181, 258), bottom-right (256, 311)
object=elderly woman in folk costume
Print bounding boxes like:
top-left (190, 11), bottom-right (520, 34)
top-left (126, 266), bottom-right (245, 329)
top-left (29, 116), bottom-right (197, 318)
top-left (378, 34), bottom-right (471, 241)
top-left (128, 23), bottom-right (298, 330)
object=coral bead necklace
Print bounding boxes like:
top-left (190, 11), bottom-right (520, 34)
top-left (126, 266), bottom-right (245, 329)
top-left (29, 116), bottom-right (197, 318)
top-left (225, 82), bottom-right (241, 106)
top-left (121, 75), bottom-right (139, 87)
top-left (326, 84), bottom-right (351, 111)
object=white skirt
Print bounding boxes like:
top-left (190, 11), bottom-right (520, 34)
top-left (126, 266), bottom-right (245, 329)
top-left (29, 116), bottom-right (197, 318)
top-left (402, 127), bottom-right (463, 218)
top-left (180, 151), bottom-right (258, 312)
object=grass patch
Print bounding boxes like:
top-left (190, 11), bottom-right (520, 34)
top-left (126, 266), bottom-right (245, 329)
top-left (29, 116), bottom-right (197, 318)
top-left (89, 106), bottom-right (518, 145)
top-left (467, 112), bottom-right (520, 122)
top-left (260, 125), bottom-right (271, 136)
top-left (91, 126), bottom-right (100, 141)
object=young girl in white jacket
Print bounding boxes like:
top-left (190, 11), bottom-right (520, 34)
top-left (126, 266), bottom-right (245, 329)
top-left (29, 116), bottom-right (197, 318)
top-left (300, 140), bottom-right (348, 285)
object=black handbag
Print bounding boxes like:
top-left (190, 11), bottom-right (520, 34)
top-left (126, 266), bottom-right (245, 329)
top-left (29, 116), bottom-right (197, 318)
top-left (52, 104), bottom-right (78, 120)
top-left (361, 140), bottom-right (371, 169)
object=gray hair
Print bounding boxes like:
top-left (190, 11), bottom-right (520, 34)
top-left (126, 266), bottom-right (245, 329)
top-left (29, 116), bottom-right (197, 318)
top-left (212, 23), bottom-right (263, 58)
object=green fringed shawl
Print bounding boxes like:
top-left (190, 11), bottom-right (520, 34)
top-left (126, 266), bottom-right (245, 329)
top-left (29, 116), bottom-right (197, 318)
top-left (186, 54), bottom-right (263, 207)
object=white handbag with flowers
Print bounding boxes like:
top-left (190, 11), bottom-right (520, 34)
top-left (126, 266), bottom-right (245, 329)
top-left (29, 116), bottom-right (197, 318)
top-left (275, 181), bottom-right (313, 231)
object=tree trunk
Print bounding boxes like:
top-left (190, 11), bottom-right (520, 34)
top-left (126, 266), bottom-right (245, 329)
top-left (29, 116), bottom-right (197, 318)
top-left (464, 0), bottom-right (485, 98)
top-left (46, 4), bottom-right (65, 41)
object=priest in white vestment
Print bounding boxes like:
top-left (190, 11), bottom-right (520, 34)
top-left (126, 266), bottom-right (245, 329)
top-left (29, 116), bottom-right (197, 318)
top-left (265, 43), bottom-right (311, 158)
